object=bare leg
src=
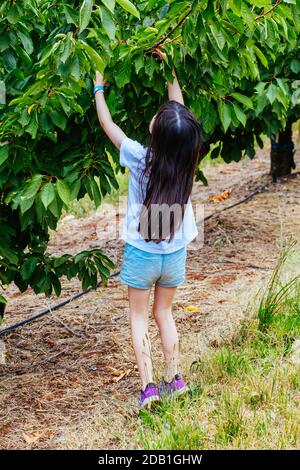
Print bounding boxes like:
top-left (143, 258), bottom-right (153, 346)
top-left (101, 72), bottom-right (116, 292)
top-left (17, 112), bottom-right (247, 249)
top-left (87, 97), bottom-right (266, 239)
top-left (152, 285), bottom-right (179, 382)
top-left (128, 286), bottom-right (153, 390)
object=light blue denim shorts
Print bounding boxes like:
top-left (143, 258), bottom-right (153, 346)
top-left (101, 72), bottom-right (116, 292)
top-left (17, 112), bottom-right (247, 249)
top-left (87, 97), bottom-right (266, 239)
top-left (119, 243), bottom-right (187, 289)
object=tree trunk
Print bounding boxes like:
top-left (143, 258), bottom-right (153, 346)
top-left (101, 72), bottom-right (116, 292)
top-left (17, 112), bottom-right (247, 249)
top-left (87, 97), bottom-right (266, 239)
top-left (270, 121), bottom-right (296, 182)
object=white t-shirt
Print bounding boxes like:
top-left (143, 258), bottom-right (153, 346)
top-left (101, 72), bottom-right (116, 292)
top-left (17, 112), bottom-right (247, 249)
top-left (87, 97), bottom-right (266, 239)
top-left (119, 137), bottom-right (198, 254)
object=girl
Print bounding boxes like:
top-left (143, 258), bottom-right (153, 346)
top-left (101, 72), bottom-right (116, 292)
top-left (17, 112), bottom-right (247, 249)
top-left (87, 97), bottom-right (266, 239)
top-left (94, 51), bottom-right (208, 408)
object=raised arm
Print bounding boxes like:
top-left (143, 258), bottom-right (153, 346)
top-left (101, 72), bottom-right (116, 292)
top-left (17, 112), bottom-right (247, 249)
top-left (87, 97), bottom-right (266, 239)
top-left (153, 48), bottom-right (184, 105)
top-left (167, 68), bottom-right (184, 105)
top-left (94, 71), bottom-right (126, 150)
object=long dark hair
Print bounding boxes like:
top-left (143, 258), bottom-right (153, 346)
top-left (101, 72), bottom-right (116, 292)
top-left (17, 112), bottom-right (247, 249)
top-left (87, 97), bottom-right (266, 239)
top-left (138, 100), bottom-right (208, 243)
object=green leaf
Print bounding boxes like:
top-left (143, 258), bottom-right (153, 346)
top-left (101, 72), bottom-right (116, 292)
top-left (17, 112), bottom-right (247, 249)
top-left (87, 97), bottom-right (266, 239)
top-left (276, 78), bottom-right (288, 97)
top-left (64, 4), bottom-right (78, 24)
top-left (79, 0), bottom-right (94, 33)
top-left (99, 174), bottom-right (111, 195)
top-left (241, 2), bottom-right (255, 30)
top-left (21, 258), bottom-right (38, 281)
top-left (90, 178), bottom-right (102, 207)
top-left (255, 82), bottom-right (266, 94)
top-left (49, 109), bottom-right (67, 130)
top-left (195, 169), bottom-right (208, 186)
top-left (233, 103), bottom-right (247, 127)
top-left (218, 101), bottom-right (231, 132)
top-left (0, 295), bottom-right (7, 305)
top-left (2, 50), bottom-right (17, 71)
top-left (0, 34), bottom-right (9, 52)
top-left (20, 196), bottom-right (35, 214)
top-left (290, 59), bottom-right (300, 73)
top-left (101, 253), bottom-right (115, 269)
top-left (70, 179), bottom-right (81, 199)
top-left (22, 174), bottom-right (43, 199)
top-left (0, 245), bottom-right (19, 265)
top-left (56, 180), bottom-right (72, 205)
top-left (116, 0), bottom-right (140, 19)
top-left (253, 46), bottom-right (268, 68)
top-left (39, 42), bottom-right (61, 66)
top-left (232, 0), bottom-right (241, 14)
top-left (48, 193), bottom-right (61, 217)
top-left (51, 273), bottom-right (62, 296)
top-left (84, 176), bottom-right (94, 200)
top-left (255, 94), bottom-right (268, 116)
top-left (41, 183), bottom-right (56, 209)
top-left (209, 24), bottom-right (225, 50)
top-left (210, 145), bottom-right (221, 160)
top-left (7, 5), bottom-right (20, 24)
top-left (226, 12), bottom-right (244, 34)
top-left (17, 31), bottom-right (34, 55)
top-left (201, 104), bottom-right (217, 134)
top-left (252, 0), bottom-right (272, 5)
top-left (0, 145), bottom-right (9, 166)
top-left (266, 84), bottom-right (278, 104)
top-left (70, 55), bottom-right (80, 80)
top-left (134, 53), bottom-right (144, 74)
top-left (25, 113), bottom-right (39, 139)
top-left (99, 6), bottom-right (116, 40)
top-left (144, 57), bottom-right (157, 80)
top-left (13, 44), bottom-right (32, 67)
top-left (54, 254), bottom-right (71, 268)
top-left (115, 55), bottom-right (131, 87)
top-left (95, 259), bottom-right (110, 277)
top-left (101, 0), bottom-right (115, 13)
top-left (230, 92), bottom-right (254, 109)
top-left (80, 41), bottom-right (105, 74)
top-left (60, 36), bottom-right (72, 63)
top-left (74, 252), bottom-right (87, 264)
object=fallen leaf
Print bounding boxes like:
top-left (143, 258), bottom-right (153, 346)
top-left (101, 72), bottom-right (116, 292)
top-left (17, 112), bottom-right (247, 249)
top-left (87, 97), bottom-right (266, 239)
top-left (210, 188), bottom-right (232, 203)
top-left (116, 405), bottom-right (128, 415)
top-left (108, 366), bottom-right (132, 382)
top-left (113, 372), bottom-right (126, 383)
top-left (107, 366), bottom-right (123, 376)
top-left (22, 431), bottom-right (43, 444)
top-left (185, 305), bottom-right (200, 311)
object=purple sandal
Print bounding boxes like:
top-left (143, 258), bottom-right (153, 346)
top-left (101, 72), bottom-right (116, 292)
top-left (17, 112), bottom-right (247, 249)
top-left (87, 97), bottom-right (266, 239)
top-left (159, 374), bottom-right (188, 398)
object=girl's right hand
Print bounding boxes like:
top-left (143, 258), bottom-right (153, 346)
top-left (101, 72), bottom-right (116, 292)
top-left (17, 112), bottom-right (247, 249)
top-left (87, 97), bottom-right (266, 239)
top-left (94, 70), bottom-right (107, 87)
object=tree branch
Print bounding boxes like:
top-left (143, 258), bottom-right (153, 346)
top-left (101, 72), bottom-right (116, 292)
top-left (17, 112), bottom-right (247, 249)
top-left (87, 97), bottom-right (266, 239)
top-left (146, 0), bottom-right (282, 56)
top-left (255, 0), bottom-right (282, 20)
top-left (145, 6), bottom-right (193, 53)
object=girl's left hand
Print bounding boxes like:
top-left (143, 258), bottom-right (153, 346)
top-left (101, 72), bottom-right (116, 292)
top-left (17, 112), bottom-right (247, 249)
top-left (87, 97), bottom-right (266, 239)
top-left (153, 47), bottom-right (167, 62)
top-left (94, 70), bottom-right (107, 87)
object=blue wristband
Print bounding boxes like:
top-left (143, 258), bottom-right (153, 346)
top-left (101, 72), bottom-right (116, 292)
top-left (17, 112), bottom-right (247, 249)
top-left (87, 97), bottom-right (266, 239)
top-left (94, 85), bottom-right (105, 95)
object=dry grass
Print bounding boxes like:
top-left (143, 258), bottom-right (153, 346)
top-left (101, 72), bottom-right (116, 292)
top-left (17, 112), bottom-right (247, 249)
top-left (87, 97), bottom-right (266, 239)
top-left (132, 248), bottom-right (300, 450)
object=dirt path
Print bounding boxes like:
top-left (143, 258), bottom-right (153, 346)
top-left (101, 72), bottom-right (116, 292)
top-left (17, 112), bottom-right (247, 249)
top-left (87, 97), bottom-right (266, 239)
top-left (0, 144), bottom-right (300, 449)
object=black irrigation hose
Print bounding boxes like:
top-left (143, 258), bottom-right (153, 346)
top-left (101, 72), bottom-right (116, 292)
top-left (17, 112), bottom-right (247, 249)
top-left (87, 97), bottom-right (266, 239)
top-left (1, 171), bottom-right (298, 336)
